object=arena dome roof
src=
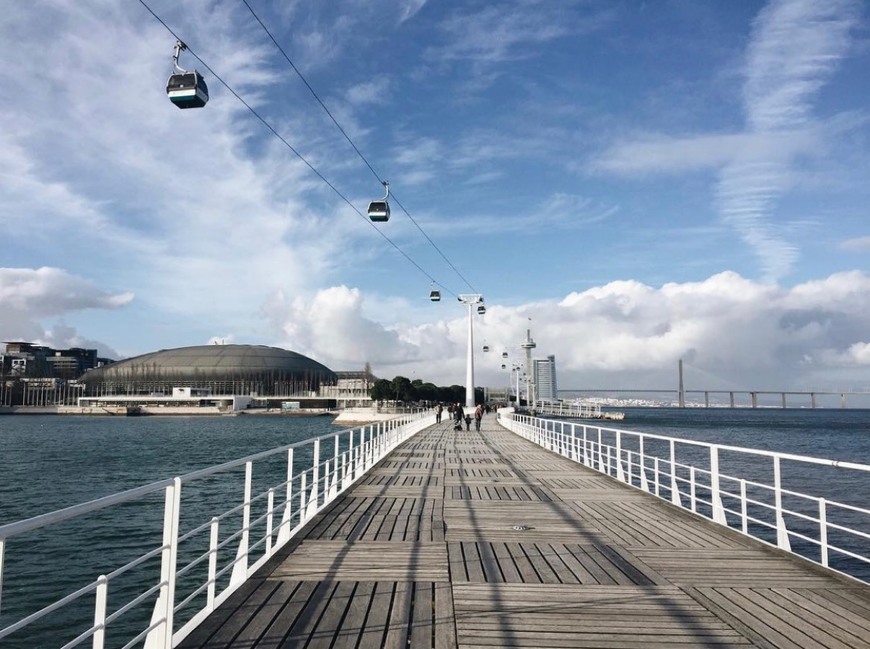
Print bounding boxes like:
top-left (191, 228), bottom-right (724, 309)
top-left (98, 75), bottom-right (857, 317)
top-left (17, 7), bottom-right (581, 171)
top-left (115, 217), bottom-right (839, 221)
top-left (83, 344), bottom-right (335, 383)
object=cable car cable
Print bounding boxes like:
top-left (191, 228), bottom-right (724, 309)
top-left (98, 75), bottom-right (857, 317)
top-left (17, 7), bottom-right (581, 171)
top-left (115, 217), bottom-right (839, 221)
top-left (240, 0), bottom-right (479, 295)
top-left (137, 0), bottom-right (459, 299)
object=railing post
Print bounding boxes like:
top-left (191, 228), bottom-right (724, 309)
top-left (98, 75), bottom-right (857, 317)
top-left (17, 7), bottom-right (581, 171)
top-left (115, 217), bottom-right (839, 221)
top-left (307, 440), bottom-right (320, 518)
top-left (207, 517), bottom-right (218, 610)
top-left (266, 489), bottom-right (274, 554)
top-left (654, 457), bottom-right (660, 497)
top-left (615, 431), bottom-right (626, 482)
top-left (582, 426), bottom-right (589, 466)
top-left (709, 446), bottom-right (726, 524)
top-left (93, 574), bottom-right (108, 649)
top-left (690, 467), bottom-right (697, 513)
top-left (147, 477), bottom-right (181, 649)
top-left (0, 537), bottom-right (5, 619)
top-left (670, 439), bottom-right (681, 507)
top-left (344, 430), bottom-right (353, 489)
top-left (277, 449), bottom-right (294, 545)
top-left (639, 436), bottom-right (649, 492)
top-left (231, 462), bottom-right (253, 586)
top-left (819, 498), bottom-right (828, 568)
top-left (597, 429), bottom-right (605, 473)
top-left (774, 456), bottom-right (791, 551)
top-left (740, 479), bottom-right (748, 535)
top-left (299, 472), bottom-right (307, 522)
top-left (333, 434), bottom-right (340, 496)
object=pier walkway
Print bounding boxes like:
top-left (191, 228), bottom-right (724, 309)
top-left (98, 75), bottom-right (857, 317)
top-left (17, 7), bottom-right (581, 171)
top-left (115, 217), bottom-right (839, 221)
top-left (177, 416), bottom-right (870, 648)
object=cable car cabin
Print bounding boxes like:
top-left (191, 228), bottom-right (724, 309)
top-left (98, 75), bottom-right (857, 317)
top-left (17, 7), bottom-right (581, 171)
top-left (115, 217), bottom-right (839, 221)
top-left (167, 71), bottom-right (209, 109)
top-left (429, 290), bottom-right (441, 302)
top-left (477, 305), bottom-right (486, 315)
top-left (502, 352), bottom-right (508, 359)
top-left (368, 201), bottom-right (390, 222)
top-left (483, 345), bottom-right (490, 352)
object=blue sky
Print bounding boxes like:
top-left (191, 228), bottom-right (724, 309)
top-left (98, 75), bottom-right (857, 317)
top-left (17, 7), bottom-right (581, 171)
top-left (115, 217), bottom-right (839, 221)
top-left (1, 0), bottom-right (869, 393)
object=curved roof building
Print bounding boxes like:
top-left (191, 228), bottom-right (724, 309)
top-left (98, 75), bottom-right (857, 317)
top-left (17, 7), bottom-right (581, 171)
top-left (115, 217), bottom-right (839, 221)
top-left (82, 344), bottom-right (336, 396)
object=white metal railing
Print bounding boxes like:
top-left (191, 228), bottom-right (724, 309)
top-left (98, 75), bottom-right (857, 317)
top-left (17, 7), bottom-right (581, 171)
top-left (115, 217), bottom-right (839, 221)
top-left (500, 412), bottom-right (870, 584)
top-left (0, 410), bottom-right (434, 648)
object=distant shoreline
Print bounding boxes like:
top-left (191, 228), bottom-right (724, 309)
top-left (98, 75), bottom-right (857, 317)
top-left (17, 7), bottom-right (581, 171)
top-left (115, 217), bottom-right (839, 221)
top-left (0, 405), bottom-right (409, 425)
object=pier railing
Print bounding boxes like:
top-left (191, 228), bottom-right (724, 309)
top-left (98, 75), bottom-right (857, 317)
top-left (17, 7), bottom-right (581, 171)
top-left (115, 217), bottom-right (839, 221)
top-left (0, 410), bottom-right (433, 649)
top-left (501, 412), bottom-right (870, 584)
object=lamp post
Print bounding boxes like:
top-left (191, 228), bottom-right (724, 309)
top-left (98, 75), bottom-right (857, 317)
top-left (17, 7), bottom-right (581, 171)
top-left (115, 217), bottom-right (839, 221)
top-left (512, 363), bottom-right (523, 408)
top-left (458, 294), bottom-right (484, 409)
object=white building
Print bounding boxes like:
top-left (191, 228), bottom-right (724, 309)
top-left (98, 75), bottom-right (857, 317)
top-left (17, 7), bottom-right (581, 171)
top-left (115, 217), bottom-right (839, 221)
top-left (533, 355), bottom-right (558, 401)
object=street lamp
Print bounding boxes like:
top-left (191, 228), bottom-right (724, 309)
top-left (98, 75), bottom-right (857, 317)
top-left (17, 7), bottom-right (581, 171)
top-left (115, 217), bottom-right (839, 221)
top-left (458, 294), bottom-right (484, 409)
top-left (511, 363), bottom-right (523, 408)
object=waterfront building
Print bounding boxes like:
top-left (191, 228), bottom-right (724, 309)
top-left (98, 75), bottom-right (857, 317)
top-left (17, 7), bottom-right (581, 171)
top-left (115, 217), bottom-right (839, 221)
top-left (1, 342), bottom-right (113, 380)
top-left (533, 354), bottom-right (558, 401)
top-left (319, 369), bottom-right (378, 408)
top-left (81, 344), bottom-right (335, 397)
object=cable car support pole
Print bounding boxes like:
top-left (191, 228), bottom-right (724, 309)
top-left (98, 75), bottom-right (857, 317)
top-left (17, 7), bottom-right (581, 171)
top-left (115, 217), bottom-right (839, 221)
top-left (458, 294), bottom-right (483, 409)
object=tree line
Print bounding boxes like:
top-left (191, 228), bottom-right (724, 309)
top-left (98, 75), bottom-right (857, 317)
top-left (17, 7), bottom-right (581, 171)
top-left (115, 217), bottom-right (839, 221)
top-left (369, 376), bottom-right (485, 405)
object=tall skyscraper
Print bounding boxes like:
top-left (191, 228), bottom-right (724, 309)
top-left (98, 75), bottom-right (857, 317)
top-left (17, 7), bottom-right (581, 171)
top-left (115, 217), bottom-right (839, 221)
top-left (533, 355), bottom-right (558, 401)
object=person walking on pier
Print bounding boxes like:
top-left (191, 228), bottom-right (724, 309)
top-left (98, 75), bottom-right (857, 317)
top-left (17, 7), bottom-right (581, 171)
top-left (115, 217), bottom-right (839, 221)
top-left (474, 403), bottom-right (484, 431)
top-left (435, 403), bottom-right (443, 423)
top-left (453, 403), bottom-right (464, 431)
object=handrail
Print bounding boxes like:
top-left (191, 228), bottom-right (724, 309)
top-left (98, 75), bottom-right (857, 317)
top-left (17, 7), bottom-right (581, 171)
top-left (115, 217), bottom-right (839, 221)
top-left (0, 409), bottom-right (434, 648)
top-left (500, 412), bottom-right (870, 584)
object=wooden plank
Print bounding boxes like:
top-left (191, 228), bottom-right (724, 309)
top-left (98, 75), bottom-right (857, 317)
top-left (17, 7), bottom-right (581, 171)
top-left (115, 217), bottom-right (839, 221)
top-left (330, 581), bottom-right (374, 648)
top-left (410, 582), bottom-right (435, 648)
top-left (175, 577), bottom-right (273, 648)
top-left (356, 582), bottom-right (392, 649)
top-left (382, 581), bottom-right (412, 649)
top-left (434, 582), bottom-right (458, 649)
top-left (505, 542), bottom-right (540, 583)
top-left (492, 542), bottom-right (523, 583)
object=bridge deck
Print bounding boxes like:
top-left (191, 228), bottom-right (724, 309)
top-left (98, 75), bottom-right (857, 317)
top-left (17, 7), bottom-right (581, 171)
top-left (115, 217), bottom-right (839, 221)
top-left (178, 417), bottom-right (870, 648)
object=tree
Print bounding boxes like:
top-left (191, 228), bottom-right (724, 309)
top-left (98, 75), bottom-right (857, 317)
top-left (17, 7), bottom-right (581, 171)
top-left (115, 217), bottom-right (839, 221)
top-left (370, 378), bottom-right (392, 402)
top-left (391, 376), bottom-right (415, 402)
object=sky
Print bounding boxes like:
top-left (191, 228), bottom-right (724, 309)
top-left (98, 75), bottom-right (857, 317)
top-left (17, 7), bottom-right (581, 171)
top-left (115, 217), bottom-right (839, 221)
top-left (1, 0), bottom-right (869, 395)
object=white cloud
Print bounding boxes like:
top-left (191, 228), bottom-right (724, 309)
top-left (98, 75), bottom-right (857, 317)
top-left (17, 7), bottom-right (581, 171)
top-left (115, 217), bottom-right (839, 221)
top-left (346, 78), bottom-right (391, 106)
top-left (840, 236), bottom-right (870, 252)
top-left (256, 271), bottom-right (870, 392)
top-left (589, 0), bottom-right (860, 282)
top-left (744, 0), bottom-right (859, 132)
top-left (428, 1), bottom-right (598, 63)
top-left (0, 267), bottom-right (132, 357)
top-left (398, 0), bottom-right (429, 24)
top-left (592, 130), bottom-right (818, 175)
top-left (0, 268), bottom-right (133, 315)
top-left (714, 0), bottom-right (860, 280)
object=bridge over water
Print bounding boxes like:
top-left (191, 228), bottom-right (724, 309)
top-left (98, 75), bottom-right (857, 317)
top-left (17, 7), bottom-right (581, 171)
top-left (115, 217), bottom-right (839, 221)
top-left (559, 388), bottom-right (870, 409)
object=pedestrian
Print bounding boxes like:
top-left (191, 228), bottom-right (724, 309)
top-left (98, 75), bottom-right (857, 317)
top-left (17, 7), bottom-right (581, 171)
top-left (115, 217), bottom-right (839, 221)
top-left (435, 403), bottom-right (443, 423)
top-left (474, 403), bottom-right (484, 431)
top-left (453, 403), bottom-right (464, 431)
top-left (464, 414), bottom-right (472, 431)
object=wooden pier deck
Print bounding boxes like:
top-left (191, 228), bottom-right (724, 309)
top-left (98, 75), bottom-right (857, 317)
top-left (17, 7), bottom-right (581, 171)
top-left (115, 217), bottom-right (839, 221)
top-left (178, 416), bottom-right (870, 648)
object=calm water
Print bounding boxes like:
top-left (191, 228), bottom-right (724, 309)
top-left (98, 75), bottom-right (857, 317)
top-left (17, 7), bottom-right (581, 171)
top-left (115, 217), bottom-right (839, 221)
top-left (0, 409), bottom-right (868, 647)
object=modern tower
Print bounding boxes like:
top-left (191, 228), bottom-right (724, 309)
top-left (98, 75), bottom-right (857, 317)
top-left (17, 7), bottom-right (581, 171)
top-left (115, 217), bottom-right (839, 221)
top-left (520, 328), bottom-right (536, 404)
top-left (533, 355), bottom-right (558, 401)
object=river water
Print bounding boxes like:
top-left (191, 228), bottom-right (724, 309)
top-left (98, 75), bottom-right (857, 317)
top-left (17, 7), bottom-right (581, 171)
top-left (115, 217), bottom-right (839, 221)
top-left (0, 409), bottom-right (868, 647)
